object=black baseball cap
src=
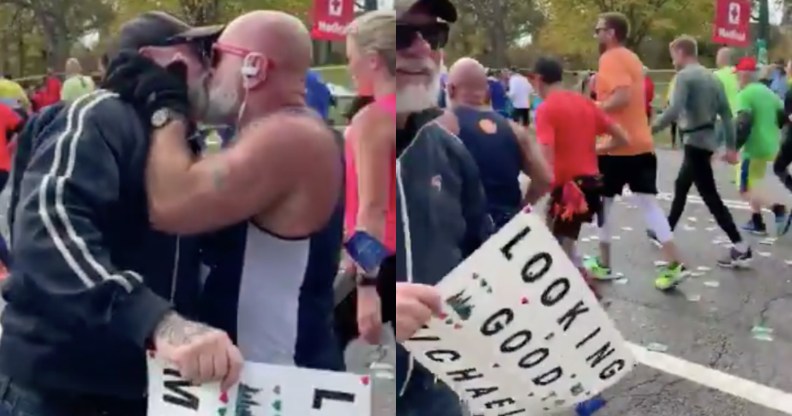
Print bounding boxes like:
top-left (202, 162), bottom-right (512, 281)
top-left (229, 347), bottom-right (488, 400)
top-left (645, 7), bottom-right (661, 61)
top-left (532, 56), bottom-right (564, 84)
top-left (112, 11), bottom-right (223, 57)
top-left (396, 0), bottom-right (457, 23)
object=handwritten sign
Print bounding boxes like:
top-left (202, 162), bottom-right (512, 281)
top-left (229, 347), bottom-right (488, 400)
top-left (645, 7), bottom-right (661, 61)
top-left (402, 212), bottom-right (635, 415)
top-left (147, 356), bottom-right (372, 416)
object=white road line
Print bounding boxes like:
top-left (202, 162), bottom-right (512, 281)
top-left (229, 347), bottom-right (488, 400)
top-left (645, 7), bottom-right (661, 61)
top-left (628, 342), bottom-right (792, 415)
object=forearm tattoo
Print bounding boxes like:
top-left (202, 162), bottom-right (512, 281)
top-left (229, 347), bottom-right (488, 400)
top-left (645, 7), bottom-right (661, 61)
top-left (154, 312), bottom-right (212, 346)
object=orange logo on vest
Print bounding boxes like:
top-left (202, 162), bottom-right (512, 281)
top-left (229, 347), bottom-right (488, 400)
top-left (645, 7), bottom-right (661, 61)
top-left (478, 118), bottom-right (498, 134)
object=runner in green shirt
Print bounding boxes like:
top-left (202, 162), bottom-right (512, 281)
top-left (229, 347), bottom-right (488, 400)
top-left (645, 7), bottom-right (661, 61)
top-left (733, 57), bottom-right (788, 236)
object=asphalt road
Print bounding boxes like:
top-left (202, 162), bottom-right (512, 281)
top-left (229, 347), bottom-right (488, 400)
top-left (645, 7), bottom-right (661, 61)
top-left (565, 148), bottom-right (792, 416)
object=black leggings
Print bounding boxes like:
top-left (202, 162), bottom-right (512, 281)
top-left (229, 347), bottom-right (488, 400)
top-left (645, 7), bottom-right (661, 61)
top-left (774, 133), bottom-right (792, 194)
top-left (334, 255), bottom-right (395, 351)
top-left (668, 145), bottom-right (742, 244)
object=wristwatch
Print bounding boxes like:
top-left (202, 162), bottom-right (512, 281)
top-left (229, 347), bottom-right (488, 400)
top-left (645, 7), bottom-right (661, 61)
top-left (151, 108), bottom-right (183, 129)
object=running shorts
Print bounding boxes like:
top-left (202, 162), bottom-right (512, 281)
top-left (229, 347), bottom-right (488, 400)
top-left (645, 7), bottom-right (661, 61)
top-left (736, 158), bottom-right (770, 193)
top-left (598, 152), bottom-right (658, 197)
top-left (547, 175), bottom-right (603, 239)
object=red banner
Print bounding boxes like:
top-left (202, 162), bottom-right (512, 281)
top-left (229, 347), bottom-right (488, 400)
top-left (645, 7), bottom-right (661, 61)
top-left (311, 0), bottom-right (355, 41)
top-left (712, 0), bottom-right (751, 47)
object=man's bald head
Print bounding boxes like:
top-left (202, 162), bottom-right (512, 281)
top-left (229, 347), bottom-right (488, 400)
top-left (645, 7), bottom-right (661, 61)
top-left (716, 47), bottom-right (732, 68)
top-left (220, 10), bottom-right (312, 73)
top-left (448, 57), bottom-right (487, 85)
top-left (447, 57), bottom-right (489, 108)
top-left (205, 10), bottom-right (312, 124)
top-left (65, 58), bottom-right (82, 76)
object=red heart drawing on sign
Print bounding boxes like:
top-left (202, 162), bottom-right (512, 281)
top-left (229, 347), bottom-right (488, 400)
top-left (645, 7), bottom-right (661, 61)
top-left (521, 297), bottom-right (529, 304)
top-left (219, 391), bottom-right (228, 404)
top-left (361, 376), bottom-right (370, 385)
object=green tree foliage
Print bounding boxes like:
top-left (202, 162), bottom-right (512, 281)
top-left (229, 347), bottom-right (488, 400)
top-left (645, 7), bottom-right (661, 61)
top-left (537, 0), bottom-right (715, 67)
top-left (0, 0), bottom-right (315, 79)
top-left (445, 0), bottom-right (544, 67)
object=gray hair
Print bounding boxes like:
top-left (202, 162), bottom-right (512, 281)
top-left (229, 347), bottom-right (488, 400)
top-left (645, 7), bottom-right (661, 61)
top-left (346, 10), bottom-right (396, 76)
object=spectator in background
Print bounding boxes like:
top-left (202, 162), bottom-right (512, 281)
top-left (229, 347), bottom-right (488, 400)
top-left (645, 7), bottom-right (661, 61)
top-left (306, 68), bottom-right (335, 122)
top-left (486, 68), bottom-right (509, 117)
top-left (0, 72), bottom-right (31, 113)
top-left (61, 58), bottom-right (96, 102)
top-left (643, 65), bottom-right (655, 121)
top-left (769, 59), bottom-right (789, 99)
top-left (507, 67), bottom-right (533, 126)
top-left (41, 67), bottom-right (62, 106)
top-left (30, 83), bottom-right (50, 112)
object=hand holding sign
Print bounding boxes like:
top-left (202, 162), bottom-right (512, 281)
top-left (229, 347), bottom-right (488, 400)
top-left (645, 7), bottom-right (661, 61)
top-left (147, 355), bottom-right (372, 416)
top-left (153, 312), bottom-right (244, 391)
top-left (395, 283), bottom-right (443, 342)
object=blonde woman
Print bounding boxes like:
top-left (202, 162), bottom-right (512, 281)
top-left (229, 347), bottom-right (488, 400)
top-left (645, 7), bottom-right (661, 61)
top-left (336, 10), bottom-right (396, 346)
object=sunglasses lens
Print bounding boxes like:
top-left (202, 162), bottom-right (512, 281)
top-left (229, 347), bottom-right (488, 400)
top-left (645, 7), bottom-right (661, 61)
top-left (396, 25), bottom-right (417, 50)
top-left (422, 24), bottom-right (449, 50)
top-left (396, 23), bottom-right (449, 51)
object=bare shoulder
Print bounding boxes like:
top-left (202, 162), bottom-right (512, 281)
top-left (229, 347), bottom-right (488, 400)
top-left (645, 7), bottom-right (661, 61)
top-left (352, 104), bottom-right (396, 139)
top-left (239, 112), bottom-right (336, 153)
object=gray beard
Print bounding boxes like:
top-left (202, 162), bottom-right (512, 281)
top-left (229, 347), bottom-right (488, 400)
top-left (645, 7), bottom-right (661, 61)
top-left (396, 75), bottom-right (441, 114)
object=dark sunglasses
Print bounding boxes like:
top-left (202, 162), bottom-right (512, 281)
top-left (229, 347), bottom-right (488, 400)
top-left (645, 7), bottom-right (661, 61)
top-left (159, 36), bottom-right (216, 66)
top-left (396, 22), bottom-right (450, 51)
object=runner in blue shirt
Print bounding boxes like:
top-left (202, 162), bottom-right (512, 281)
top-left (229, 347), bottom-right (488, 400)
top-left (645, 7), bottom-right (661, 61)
top-left (306, 69), bottom-right (334, 121)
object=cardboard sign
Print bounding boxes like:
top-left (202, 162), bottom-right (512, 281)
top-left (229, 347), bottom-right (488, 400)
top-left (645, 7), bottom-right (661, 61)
top-left (147, 356), bottom-right (372, 416)
top-left (402, 212), bottom-right (636, 415)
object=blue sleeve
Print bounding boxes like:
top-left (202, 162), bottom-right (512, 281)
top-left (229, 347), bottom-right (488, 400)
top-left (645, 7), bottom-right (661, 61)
top-left (12, 93), bottom-right (171, 347)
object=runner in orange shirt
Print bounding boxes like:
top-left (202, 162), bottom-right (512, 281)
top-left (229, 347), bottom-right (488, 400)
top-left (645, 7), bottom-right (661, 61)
top-left (584, 12), bottom-right (689, 290)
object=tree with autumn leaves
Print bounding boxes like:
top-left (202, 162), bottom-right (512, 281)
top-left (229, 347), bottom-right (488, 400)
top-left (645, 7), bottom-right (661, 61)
top-left (446, 0), bottom-right (791, 69)
top-left (0, 0), bottom-right (312, 77)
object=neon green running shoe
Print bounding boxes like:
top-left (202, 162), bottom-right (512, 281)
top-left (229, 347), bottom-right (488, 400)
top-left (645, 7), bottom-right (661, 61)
top-left (654, 263), bottom-right (689, 291)
top-left (583, 256), bottom-right (617, 281)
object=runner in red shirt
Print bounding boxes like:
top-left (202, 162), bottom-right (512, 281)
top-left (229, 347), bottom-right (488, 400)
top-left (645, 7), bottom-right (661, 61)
top-left (0, 102), bottom-right (22, 273)
top-left (533, 56), bottom-right (629, 270)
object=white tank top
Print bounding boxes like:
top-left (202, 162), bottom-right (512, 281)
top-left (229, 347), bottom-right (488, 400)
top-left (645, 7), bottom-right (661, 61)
top-left (236, 223), bottom-right (310, 365)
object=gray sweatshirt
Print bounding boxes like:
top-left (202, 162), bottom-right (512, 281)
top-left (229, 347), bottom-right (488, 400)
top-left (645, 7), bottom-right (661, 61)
top-left (652, 63), bottom-right (736, 151)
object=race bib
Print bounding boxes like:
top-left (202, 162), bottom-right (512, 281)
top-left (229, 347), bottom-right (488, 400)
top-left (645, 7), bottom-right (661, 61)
top-left (401, 211), bottom-right (635, 415)
top-left (147, 356), bottom-right (372, 416)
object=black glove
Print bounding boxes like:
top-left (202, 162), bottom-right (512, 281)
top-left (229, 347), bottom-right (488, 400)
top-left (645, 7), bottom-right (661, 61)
top-left (102, 51), bottom-right (191, 123)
